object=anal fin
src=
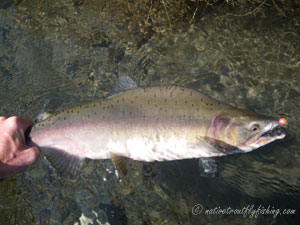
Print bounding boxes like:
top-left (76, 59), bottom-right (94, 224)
top-left (110, 152), bottom-right (132, 179)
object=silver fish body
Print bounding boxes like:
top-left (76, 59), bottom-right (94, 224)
top-left (27, 77), bottom-right (285, 178)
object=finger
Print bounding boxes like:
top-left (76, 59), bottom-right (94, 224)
top-left (20, 119), bottom-right (33, 132)
top-left (6, 116), bottom-right (33, 132)
top-left (0, 116), bottom-right (7, 121)
top-left (6, 117), bottom-right (34, 146)
top-left (8, 147), bottom-right (39, 168)
top-left (0, 147), bottom-right (40, 178)
top-left (15, 117), bottom-right (34, 132)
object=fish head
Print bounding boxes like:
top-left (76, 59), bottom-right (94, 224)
top-left (208, 108), bottom-right (286, 152)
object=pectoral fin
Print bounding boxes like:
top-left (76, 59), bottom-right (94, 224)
top-left (110, 152), bottom-right (132, 178)
top-left (203, 137), bottom-right (241, 155)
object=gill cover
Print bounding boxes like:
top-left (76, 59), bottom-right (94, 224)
top-left (208, 113), bottom-right (244, 148)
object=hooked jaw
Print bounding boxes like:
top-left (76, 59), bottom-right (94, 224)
top-left (239, 121), bottom-right (286, 152)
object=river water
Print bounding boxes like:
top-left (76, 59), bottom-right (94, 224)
top-left (0, 1), bottom-right (299, 224)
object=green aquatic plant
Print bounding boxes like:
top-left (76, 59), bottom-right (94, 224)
top-left (161, 0), bottom-right (173, 33)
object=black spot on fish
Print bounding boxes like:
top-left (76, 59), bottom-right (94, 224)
top-left (185, 101), bottom-right (187, 104)
top-left (87, 115), bottom-right (90, 118)
top-left (64, 117), bottom-right (66, 120)
top-left (155, 104), bottom-right (157, 108)
top-left (165, 98), bottom-right (167, 103)
top-left (94, 112), bottom-right (97, 115)
top-left (205, 103), bottom-right (208, 106)
top-left (197, 108), bottom-right (199, 112)
top-left (160, 88), bottom-right (162, 92)
top-left (52, 122), bottom-right (54, 125)
top-left (140, 104), bottom-right (143, 108)
top-left (77, 111), bottom-right (79, 114)
top-left (165, 109), bottom-right (168, 113)
top-left (218, 102), bottom-right (221, 105)
top-left (135, 96), bottom-right (138, 99)
top-left (181, 88), bottom-right (184, 92)
top-left (175, 101), bottom-right (177, 105)
top-left (103, 106), bottom-right (106, 110)
top-left (71, 110), bottom-right (73, 113)
top-left (160, 107), bottom-right (162, 110)
top-left (190, 91), bottom-right (193, 96)
top-left (131, 100), bottom-right (133, 104)
top-left (107, 106), bottom-right (110, 109)
top-left (58, 117), bottom-right (61, 120)
top-left (148, 100), bottom-right (150, 104)
top-left (183, 114), bottom-right (186, 118)
top-left (210, 103), bottom-right (213, 106)
top-left (94, 104), bottom-right (96, 107)
top-left (130, 112), bottom-right (132, 115)
top-left (188, 116), bottom-right (191, 119)
top-left (85, 105), bottom-right (89, 109)
top-left (99, 101), bottom-right (102, 105)
top-left (154, 94), bottom-right (156, 98)
top-left (201, 98), bottom-right (203, 102)
top-left (80, 105), bottom-right (82, 108)
top-left (122, 111), bottom-right (125, 115)
top-left (143, 88), bottom-right (146, 93)
top-left (117, 100), bottom-right (119, 103)
top-left (41, 124), bottom-right (44, 127)
top-left (191, 104), bottom-right (194, 107)
top-left (102, 116), bottom-right (105, 119)
top-left (111, 104), bottom-right (113, 108)
top-left (67, 111), bottom-right (69, 114)
top-left (122, 98), bottom-right (125, 102)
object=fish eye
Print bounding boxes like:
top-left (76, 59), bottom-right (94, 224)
top-left (250, 124), bottom-right (260, 132)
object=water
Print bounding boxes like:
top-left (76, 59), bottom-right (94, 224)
top-left (0, 1), bottom-right (299, 224)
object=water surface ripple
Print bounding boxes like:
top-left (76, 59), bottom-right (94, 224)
top-left (0, 1), bottom-right (299, 224)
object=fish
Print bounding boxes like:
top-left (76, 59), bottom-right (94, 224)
top-left (25, 76), bottom-right (286, 178)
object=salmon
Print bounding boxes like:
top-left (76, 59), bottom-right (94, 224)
top-left (26, 76), bottom-right (286, 178)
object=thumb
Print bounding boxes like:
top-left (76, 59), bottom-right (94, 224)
top-left (16, 147), bottom-right (40, 167)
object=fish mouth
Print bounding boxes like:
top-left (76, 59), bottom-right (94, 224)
top-left (261, 126), bottom-right (285, 138)
top-left (240, 122), bottom-right (286, 151)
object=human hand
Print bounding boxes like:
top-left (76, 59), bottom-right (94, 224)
top-left (0, 116), bottom-right (39, 179)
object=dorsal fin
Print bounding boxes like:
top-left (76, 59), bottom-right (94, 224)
top-left (108, 76), bottom-right (138, 98)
